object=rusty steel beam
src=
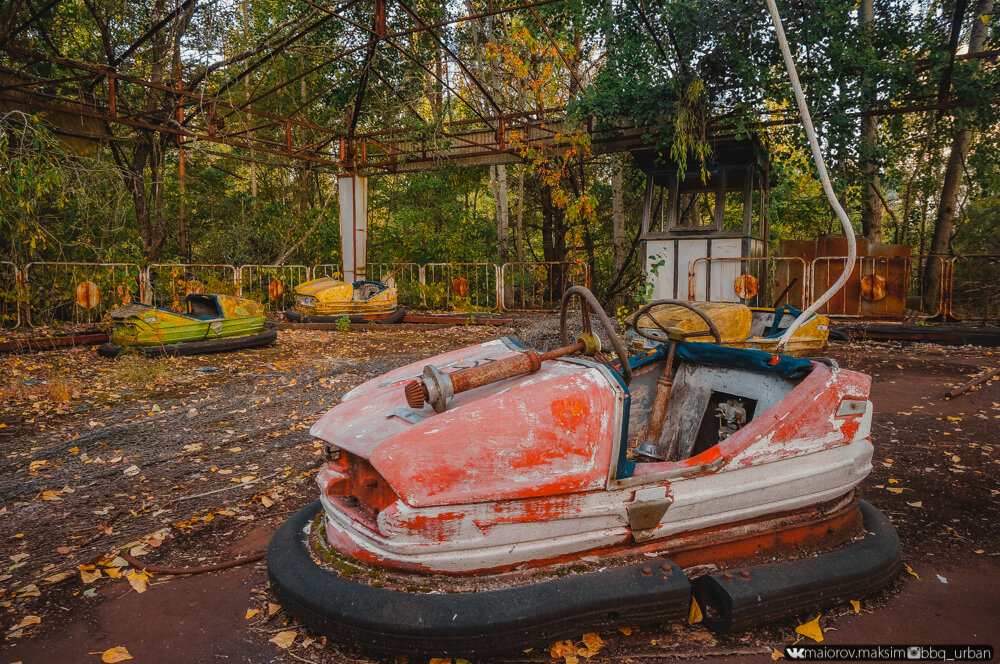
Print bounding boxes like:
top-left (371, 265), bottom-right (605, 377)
top-left (2, 45), bottom-right (349, 140)
top-left (0, 91), bottom-right (344, 166)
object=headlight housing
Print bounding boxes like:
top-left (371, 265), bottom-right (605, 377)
top-left (296, 295), bottom-right (318, 308)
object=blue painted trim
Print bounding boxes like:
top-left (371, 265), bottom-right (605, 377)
top-left (351, 280), bottom-right (389, 297)
top-left (504, 335), bottom-right (530, 351)
top-left (607, 366), bottom-right (635, 480)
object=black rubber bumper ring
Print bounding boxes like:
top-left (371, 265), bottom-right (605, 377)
top-left (283, 308), bottom-right (406, 324)
top-left (268, 500), bottom-right (691, 658)
top-left (98, 328), bottom-right (277, 358)
top-left (692, 500), bottom-right (901, 633)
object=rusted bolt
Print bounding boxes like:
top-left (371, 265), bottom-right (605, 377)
top-left (722, 572), bottom-right (733, 581)
top-left (740, 570), bottom-right (751, 580)
top-left (661, 563), bottom-right (672, 574)
top-left (641, 566), bottom-right (652, 576)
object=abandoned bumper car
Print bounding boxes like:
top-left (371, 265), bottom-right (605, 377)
top-left (268, 287), bottom-right (900, 656)
top-left (283, 276), bottom-right (404, 324)
top-left (98, 293), bottom-right (276, 358)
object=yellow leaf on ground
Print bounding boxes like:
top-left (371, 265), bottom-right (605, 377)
top-left (688, 596), bottom-right (703, 624)
top-left (795, 616), bottom-right (824, 643)
top-left (886, 487), bottom-right (904, 494)
top-left (618, 626), bottom-right (633, 636)
top-left (260, 495), bottom-right (274, 508)
top-left (906, 565), bottom-right (920, 580)
top-left (850, 600), bottom-right (861, 613)
top-left (245, 609), bottom-right (259, 619)
top-left (267, 602), bottom-right (281, 615)
top-left (10, 615), bottom-right (41, 632)
top-left (79, 565), bottom-right (102, 584)
top-left (43, 571), bottom-right (73, 584)
top-left (946, 416), bottom-right (962, 421)
top-left (127, 572), bottom-right (149, 593)
top-left (17, 584), bottom-right (40, 597)
top-left (550, 640), bottom-right (576, 658)
top-left (269, 630), bottom-right (297, 649)
top-left (887, 478), bottom-right (899, 484)
top-left (564, 657), bottom-right (579, 664)
top-left (578, 633), bottom-right (604, 658)
top-left (101, 646), bottom-right (133, 663)
top-left (428, 659), bottom-right (451, 664)
top-left (772, 649), bottom-right (786, 660)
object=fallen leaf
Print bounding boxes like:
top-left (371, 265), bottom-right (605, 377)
top-left (9, 615), bottom-right (41, 632)
top-left (886, 487), bottom-right (904, 494)
top-left (795, 616), bottom-right (824, 643)
top-left (946, 416), bottom-right (961, 421)
top-left (17, 584), bottom-right (40, 597)
top-left (428, 659), bottom-right (450, 664)
top-left (618, 626), bottom-right (633, 636)
top-left (578, 632), bottom-right (604, 658)
top-left (245, 608), bottom-right (260, 619)
top-left (43, 571), bottom-right (74, 584)
top-left (100, 646), bottom-right (132, 663)
top-left (10, 553), bottom-right (30, 563)
top-left (850, 600), bottom-right (861, 613)
top-left (268, 602), bottom-right (281, 615)
top-left (907, 501), bottom-right (923, 508)
top-left (127, 571), bottom-right (149, 593)
top-left (550, 640), bottom-right (576, 658)
top-left (905, 564), bottom-right (920, 580)
top-left (269, 630), bottom-right (297, 649)
top-left (952, 455), bottom-right (961, 463)
top-left (79, 565), bottom-right (102, 584)
top-left (688, 596), bottom-right (703, 624)
top-left (260, 495), bottom-right (274, 508)
top-left (122, 465), bottom-right (140, 477)
top-left (772, 650), bottom-right (786, 660)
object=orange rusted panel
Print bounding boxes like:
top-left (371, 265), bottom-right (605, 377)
top-left (75, 280), bottom-right (100, 309)
top-left (269, 278), bottom-right (285, 300)
top-left (184, 280), bottom-right (205, 295)
top-left (734, 274), bottom-right (759, 300)
top-left (451, 276), bottom-right (469, 297)
top-left (860, 274), bottom-right (886, 301)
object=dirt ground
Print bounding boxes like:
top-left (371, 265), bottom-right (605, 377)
top-left (1, 321), bottom-right (997, 664)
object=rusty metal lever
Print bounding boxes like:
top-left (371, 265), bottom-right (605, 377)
top-left (404, 333), bottom-right (601, 413)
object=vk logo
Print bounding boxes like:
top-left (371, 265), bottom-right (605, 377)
top-left (786, 647), bottom-right (807, 659)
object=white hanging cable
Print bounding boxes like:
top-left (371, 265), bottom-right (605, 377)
top-left (764, 0), bottom-right (857, 351)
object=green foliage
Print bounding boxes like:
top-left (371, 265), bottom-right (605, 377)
top-left (336, 316), bottom-right (351, 333)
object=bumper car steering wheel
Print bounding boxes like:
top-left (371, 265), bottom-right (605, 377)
top-left (630, 299), bottom-right (723, 345)
top-left (559, 286), bottom-right (633, 387)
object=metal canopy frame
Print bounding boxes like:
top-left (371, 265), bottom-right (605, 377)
top-left (1, 0), bottom-right (995, 173)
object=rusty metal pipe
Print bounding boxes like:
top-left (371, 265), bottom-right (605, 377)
top-left (405, 336), bottom-right (598, 412)
top-left (633, 342), bottom-right (678, 461)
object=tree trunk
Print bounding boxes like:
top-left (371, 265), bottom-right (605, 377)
top-left (490, 165), bottom-right (510, 262)
top-left (859, 0), bottom-right (883, 243)
top-left (515, 165), bottom-right (525, 261)
top-left (922, 0), bottom-right (994, 313)
top-left (611, 154), bottom-right (626, 275)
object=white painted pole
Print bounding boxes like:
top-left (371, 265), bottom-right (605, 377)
top-left (338, 174), bottom-right (368, 283)
top-left (764, 0), bottom-right (857, 351)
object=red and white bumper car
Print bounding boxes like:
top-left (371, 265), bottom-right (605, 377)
top-left (268, 288), bottom-right (899, 657)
